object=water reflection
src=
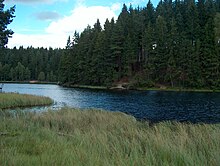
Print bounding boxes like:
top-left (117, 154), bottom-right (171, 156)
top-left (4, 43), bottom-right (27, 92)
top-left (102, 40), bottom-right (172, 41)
top-left (3, 83), bottom-right (220, 123)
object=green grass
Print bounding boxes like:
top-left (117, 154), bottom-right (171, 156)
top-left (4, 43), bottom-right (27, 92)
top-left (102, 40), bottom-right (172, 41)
top-left (0, 108), bottom-right (219, 165)
top-left (0, 93), bottom-right (53, 109)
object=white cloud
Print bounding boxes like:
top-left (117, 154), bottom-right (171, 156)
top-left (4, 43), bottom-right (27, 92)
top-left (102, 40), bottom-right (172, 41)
top-left (46, 5), bottom-right (117, 34)
top-left (7, 4), bottom-right (119, 49)
top-left (7, 33), bottom-right (67, 48)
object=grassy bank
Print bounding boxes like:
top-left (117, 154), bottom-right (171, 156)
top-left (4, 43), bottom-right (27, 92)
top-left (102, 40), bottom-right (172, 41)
top-left (0, 93), bottom-right (53, 109)
top-left (0, 108), bottom-right (219, 165)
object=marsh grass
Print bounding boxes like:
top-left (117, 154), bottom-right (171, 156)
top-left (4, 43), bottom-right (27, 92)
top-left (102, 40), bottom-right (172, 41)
top-left (0, 108), bottom-right (219, 165)
top-left (0, 93), bottom-right (53, 109)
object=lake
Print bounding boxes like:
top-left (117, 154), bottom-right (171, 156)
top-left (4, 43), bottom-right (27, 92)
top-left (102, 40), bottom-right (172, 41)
top-left (2, 83), bottom-right (220, 123)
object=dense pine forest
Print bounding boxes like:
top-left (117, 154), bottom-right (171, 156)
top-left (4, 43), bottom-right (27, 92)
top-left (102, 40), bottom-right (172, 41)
top-left (0, 47), bottom-right (63, 82)
top-left (1, 0), bottom-right (220, 89)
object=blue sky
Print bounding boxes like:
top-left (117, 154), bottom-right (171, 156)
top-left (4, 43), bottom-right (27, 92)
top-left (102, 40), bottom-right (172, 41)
top-left (5, 0), bottom-right (159, 48)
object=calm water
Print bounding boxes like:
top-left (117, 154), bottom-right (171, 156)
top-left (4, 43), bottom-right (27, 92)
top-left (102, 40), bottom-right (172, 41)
top-left (3, 83), bottom-right (220, 123)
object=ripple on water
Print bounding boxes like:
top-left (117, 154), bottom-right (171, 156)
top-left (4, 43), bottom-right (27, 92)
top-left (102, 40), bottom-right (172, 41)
top-left (3, 83), bottom-right (220, 124)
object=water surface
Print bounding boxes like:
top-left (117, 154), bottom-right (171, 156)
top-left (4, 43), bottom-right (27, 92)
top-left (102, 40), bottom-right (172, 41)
top-left (3, 83), bottom-right (220, 123)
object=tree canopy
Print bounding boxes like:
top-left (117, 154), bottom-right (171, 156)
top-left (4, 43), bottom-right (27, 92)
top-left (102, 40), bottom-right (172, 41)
top-left (1, 0), bottom-right (220, 90)
top-left (59, 0), bottom-right (220, 89)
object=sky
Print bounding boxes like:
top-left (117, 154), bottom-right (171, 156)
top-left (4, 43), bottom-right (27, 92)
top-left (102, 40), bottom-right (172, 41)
top-left (4, 0), bottom-right (159, 49)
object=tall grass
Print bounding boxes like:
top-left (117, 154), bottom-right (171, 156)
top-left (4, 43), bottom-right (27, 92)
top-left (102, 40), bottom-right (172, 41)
top-left (0, 93), bottom-right (53, 109)
top-left (0, 108), bottom-right (219, 165)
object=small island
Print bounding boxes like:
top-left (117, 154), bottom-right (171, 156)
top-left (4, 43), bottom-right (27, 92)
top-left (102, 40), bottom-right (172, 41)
top-left (0, 93), bottom-right (53, 109)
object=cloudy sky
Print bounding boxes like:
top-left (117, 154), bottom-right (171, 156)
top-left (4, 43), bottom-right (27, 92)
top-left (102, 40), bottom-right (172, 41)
top-left (5, 0), bottom-right (158, 48)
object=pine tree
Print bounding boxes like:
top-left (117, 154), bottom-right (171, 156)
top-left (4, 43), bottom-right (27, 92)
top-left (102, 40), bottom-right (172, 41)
top-left (142, 22), bottom-right (155, 81)
top-left (24, 67), bottom-right (31, 80)
top-left (185, 0), bottom-right (199, 45)
top-left (15, 62), bottom-right (25, 81)
top-left (38, 71), bottom-right (45, 81)
top-left (2, 63), bottom-right (10, 80)
top-left (102, 18), bottom-right (115, 85)
top-left (0, 62), bottom-right (3, 80)
top-left (66, 36), bottom-right (72, 49)
top-left (110, 23), bottom-right (124, 81)
top-left (154, 15), bottom-right (168, 83)
top-left (0, 0), bottom-right (15, 48)
top-left (145, 0), bottom-right (155, 25)
top-left (9, 67), bottom-right (14, 80)
top-left (166, 18), bottom-right (179, 87)
top-left (216, 0), bottom-right (220, 11)
top-left (215, 13), bottom-right (220, 86)
top-left (197, 0), bottom-right (218, 87)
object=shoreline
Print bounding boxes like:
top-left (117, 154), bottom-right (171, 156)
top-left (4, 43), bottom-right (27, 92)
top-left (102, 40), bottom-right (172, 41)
top-left (63, 84), bottom-right (220, 93)
top-left (1, 81), bottom-right (220, 93)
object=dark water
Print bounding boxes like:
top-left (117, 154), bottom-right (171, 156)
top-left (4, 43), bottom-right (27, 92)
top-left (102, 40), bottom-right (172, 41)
top-left (3, 83), bottom-right (220, 123)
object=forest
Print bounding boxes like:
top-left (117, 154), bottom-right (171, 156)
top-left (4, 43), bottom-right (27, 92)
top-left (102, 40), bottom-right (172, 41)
top-left (1, 0), bottom-right (220, 89)
top-left (0, 47), bottom-right (62, 82)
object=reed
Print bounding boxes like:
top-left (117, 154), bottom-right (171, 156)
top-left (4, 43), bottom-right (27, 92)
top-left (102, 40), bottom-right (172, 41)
top-left (0, 107), bottom-right (219, 165)
top-left (0, 93), bottom-right (53, 109)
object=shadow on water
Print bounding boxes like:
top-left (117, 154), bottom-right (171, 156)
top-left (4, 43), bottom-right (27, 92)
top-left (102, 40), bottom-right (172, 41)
top-left (3, 83), bottom-right (220, 124)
